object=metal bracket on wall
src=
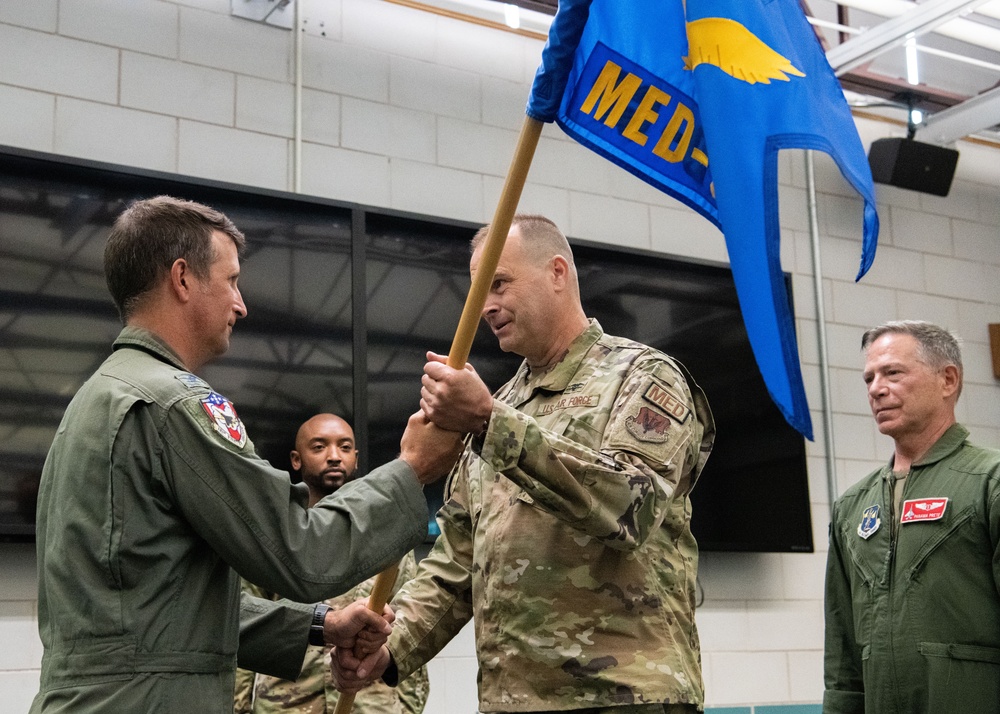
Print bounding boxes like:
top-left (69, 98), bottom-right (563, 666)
top-left (230, 0), bottom-right (295, 30)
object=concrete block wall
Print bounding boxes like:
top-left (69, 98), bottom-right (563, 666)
top-left (0, 1), bottom-right (998, 712)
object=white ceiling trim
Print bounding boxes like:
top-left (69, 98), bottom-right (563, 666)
top-left (826, 0), bottom-right (991, 73)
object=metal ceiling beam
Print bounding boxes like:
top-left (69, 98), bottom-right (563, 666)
top-left (916, 83), bottom-right (1000, 143)
top-left (827, 0), bottom-right (989, 74)
top-left (830, 0), bottom-right (1000, 51)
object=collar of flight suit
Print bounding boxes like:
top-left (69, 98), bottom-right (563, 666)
top-left (889, 422), bottom-right (970, 472)
top-left (112, 325), bottom-right (189, 372)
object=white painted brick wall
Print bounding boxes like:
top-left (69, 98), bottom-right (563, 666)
top-left (0, 1), bottom-right (998, 712)
top-left (55, 97), bottom-right (179, 170)
top-left (300, 142), bottom-right (390, 206)
top-left (301, 88), bottom-right (343, 146)
top-left (237, 75), bottom-right (296, 137)
top-left (178, 119), bottom-right (288, 189)
top-left (390, 56), bottom-right (482, 122)
top-left (122, 51), bottom-right (236, 125)
top-left (60, 0), bottom-right (179, 58)
top-left (0, 23), bottom-right (119, 101)
top-left (390, 158), bottom-right (484, 221)
top-left (304, 34), bottom-right (389, 101)
top-left (0, 84), bottom-right (54, 151)
top-left (180, 7), bottom-right (290, 81)
top-left (0, 0), bottom-right (56, 31)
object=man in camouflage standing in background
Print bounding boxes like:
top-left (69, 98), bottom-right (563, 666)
top-left (235, 414), bottom-right (428, 714)
top-left (332, 215), bottom-right (715, 714)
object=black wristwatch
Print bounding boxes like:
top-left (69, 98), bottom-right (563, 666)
top-left (308, 603), bottom-right (330, 646)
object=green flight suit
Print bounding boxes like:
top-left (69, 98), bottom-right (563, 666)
top-left (388, 321), bottom-right (715, 712)
top-left (824, 424), bottom-right (1000, 713)
top-left (31, 327), bottom-right (429, 714)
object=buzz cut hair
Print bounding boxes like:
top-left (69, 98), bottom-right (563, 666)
top-left (471, 214), bottom-right (575, 268)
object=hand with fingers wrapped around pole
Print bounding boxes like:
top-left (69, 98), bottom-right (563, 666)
top-left (330, 115), bottom-right (544, 714)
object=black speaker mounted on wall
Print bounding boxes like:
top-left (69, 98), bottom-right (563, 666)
top-left (867, 137), bottom-right (959, 197)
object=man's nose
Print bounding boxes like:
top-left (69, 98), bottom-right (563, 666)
top-left (234, 289), bottom-right (247, 319)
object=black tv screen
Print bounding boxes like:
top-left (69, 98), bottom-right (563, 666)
top-left (0, 146), bottom-right (811, 552)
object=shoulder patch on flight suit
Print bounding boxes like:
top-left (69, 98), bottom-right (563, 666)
top-left (200, 391), bottom-right (247, 448)
top-left (175, 372), bottom-right (209, 391)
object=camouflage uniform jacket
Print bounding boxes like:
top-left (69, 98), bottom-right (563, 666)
top-left (388, 320), bottom-right (715, 712)
top-left (30, 327), bottom-right (429, 714)
top-left (235, 551), bottom-right (429, 714)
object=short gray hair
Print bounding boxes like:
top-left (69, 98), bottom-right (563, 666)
top-left (862, 320), bottom-right (963, 393)
top-left (470, 214), bottom-right (574, 268)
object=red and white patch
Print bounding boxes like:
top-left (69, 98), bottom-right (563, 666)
top-left (899, 497), bottom-right (948, 525)
top-left (201, 391), bottom-right (247, 448)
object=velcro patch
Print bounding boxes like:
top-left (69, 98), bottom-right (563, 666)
top-left (900, 497), bottom-right (948, 524)
top-left (642, 379), bottom-right (691, 424)
top-left (175, 372), bottom-right (208, 391)
top-left (625, 406), bottom-right (672, 443)
top-left (200, 392), bottom-right (247, 448)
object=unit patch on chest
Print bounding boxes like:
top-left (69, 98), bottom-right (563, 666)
top-left (857, 504), bottom-right (881, 539)
top-left (200, 391), bottom-right (247, 448)
top-left (900, 497), bottom-right (948, 524)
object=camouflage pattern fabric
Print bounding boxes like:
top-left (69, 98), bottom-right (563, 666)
top-left (388, 321), bottom-right (715, 712)
top-left (235, 551), bottom-right (429, 713)
top-left (529, 705), bottom-right (698, 714)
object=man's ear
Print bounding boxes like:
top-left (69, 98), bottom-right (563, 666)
top-left (940, 364), bottom-right (961, 399)
top-left (290, 450), bottom-right (302, 471)
top-left (169, 258), bottom-right (193, 303)
top-left (550, 255), bottom-right (570, 292)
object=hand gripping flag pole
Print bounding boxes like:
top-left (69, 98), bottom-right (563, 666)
top-left (332, 115), bottom-right (543, 714)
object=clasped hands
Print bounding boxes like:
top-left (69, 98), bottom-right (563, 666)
top-left (330, 353), bottom-right (493, 691)
top-left (324, 599), bottom-right (393, 691)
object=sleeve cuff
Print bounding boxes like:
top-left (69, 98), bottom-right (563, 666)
top-left (381, 653), bottom-right (400, 687)
top-left (478, 400), bottom-right (527, 470)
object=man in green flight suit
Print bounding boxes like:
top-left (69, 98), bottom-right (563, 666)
top-left (824, 320), bottom-right (1000, 713)
top-left (333, 214), bottom-right (715, 714)
top-left (235, 413), bottom-right (429, 714)
top-left (30, 196), bottom-right (461, 714)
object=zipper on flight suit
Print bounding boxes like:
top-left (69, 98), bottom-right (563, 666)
top-left (883, 466), bottom-right (912, 714)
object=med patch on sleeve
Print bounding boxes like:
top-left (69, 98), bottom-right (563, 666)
top-left (607, 373), bottom-right (692, 466)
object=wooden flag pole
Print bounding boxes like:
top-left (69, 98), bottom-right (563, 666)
top-left (333, 115), bottom-right (543, 714)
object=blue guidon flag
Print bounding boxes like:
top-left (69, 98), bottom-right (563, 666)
top-left (527, 0), bottom-right (880, 440)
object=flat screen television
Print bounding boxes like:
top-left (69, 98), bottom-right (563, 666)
top-left (0, 146), bottom-right (812, 552)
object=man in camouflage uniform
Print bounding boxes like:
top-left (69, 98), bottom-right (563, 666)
top-left (235, 414), bottom-right (429, 714)
top-left (333, 215), bottom-right (715, 714)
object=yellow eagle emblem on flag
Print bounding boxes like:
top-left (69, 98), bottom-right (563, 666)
top-left (684, 17), bottom-right (805, 84)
